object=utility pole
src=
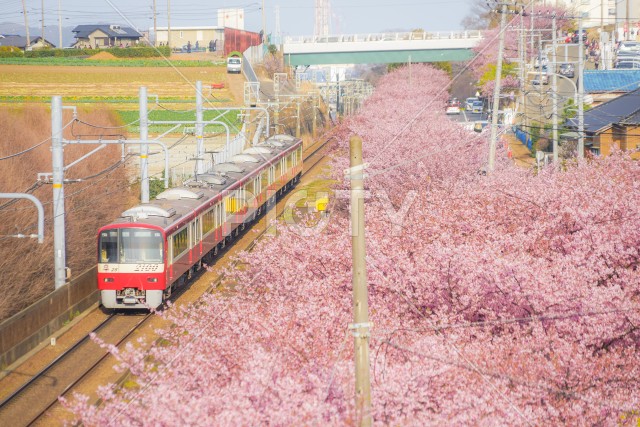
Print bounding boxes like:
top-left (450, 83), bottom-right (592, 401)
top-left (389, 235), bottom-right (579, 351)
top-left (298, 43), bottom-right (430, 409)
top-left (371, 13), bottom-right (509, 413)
top-left (41, 0), bottom-right (45, 44)
top-left (578, 16), bottom-right (585, 159)
top-left (51, 96), bottom-right (67, 289)
top-left (262, 0), bottom-right (266, 44)
top-left (153, 0), bottom-right (157, 47)
top-left (519, 10), bottom-right (527, 133)
top-left (552, 14), bottom-right (558, 163)
top-left (488, 2), bottom-right (508, 172)
top-left (167, 0), bottom-right (172, 49)
top-left (196, 81), bottom-right (204, 175)
top-left (22, 0), bottom-right (30, 48)
top-left (139, 87), bottom-right (150, 203)
top-left (57, 0), bottom-right (62, 48)
top-left (295, 98), bottom-right (301, 138)
top-left (348, 135), bottom-right (372, 427)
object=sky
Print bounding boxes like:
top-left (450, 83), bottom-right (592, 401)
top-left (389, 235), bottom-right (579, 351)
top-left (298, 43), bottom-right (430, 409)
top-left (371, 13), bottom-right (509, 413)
top-left (1, 0), bottom-right (472, 37)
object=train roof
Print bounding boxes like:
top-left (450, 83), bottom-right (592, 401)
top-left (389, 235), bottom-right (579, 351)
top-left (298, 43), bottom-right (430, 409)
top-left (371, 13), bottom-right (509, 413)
top-left (103, 135), bottom-right (302, 233)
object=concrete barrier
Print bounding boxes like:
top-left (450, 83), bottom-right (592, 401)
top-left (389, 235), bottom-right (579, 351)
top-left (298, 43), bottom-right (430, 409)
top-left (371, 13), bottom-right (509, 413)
top-left (0, 267), bottom-right (98, 369)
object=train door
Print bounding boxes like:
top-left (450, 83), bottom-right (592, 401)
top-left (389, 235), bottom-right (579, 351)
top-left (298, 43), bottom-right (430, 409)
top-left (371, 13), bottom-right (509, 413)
top-left (192, 217), bottom-right (202, 259)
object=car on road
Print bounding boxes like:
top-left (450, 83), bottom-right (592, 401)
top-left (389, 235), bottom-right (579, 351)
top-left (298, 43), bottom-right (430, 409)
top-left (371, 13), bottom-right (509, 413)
top-left (471, 100), bottom-right (484, 114)
top-left (532, 73), bottom-right (549, 85)
top-left (226, 56), bottom-right (242, 74)
top-left (559, 63), bottom-right (574, 78)
top-left (614, 60), bottom-right (640, 69)
top-left (617, 41), bottom-right (640, 53)
top-left (465, 97), bottom-right (478, 110)
top-left (446, 99), bottom-right (461, 115)
top-left (534, 56), bottom-right (548, 69)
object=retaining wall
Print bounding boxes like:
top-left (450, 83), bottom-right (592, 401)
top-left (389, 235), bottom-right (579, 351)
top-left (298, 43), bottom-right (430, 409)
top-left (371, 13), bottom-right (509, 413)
top-left (0, 267), bottom-right (98, 368)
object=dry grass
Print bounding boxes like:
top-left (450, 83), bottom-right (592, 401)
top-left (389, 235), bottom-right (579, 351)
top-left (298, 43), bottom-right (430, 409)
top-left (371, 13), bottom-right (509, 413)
top-left (0, 64), bottom-right (234, 105)
top-left (0, 105), bottom-right (135, 320)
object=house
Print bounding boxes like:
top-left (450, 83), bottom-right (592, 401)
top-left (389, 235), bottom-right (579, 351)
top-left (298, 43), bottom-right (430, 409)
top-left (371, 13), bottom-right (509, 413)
top-left (583, 70), bottom-right (640, 104)
top-left (0, 35), bottom-right (55, 50)
top-left (71, 25), bottom-right (142, 48)
top-left (566, 87), bottom-right (640, 158)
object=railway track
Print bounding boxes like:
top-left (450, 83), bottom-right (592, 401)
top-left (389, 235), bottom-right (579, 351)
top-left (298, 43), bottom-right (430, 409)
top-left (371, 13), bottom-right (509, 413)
top-left (0, 135), bottom-right (332, 425)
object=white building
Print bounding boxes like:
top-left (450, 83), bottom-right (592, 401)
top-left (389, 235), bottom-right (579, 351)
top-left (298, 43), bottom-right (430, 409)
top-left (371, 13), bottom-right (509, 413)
top-left (218, 9), bottom-right (245, 30)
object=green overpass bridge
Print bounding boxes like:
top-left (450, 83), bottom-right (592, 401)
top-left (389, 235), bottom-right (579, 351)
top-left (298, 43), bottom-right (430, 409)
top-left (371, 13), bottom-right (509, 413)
top-left (282, 31), bottom-right (483, 66)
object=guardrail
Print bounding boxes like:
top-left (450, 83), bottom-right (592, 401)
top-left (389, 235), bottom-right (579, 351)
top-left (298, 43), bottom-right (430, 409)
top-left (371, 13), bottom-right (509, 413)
top-left (284, 30), bottom-right (483, 44)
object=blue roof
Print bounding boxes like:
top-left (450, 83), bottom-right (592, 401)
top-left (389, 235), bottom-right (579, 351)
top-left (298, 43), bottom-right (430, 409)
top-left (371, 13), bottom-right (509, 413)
top-left (584, 70), bottom-right (640, 93)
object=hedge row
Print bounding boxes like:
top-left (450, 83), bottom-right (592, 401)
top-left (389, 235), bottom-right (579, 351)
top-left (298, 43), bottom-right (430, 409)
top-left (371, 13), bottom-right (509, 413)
top-left (21, 46), bottom-right (172, 58)
top-left (0, 46), bottom-right (24, 58)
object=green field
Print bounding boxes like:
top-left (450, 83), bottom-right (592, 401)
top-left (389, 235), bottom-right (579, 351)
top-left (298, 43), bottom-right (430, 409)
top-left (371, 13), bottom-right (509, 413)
top-left (117, 109), bottom-right (243, 134)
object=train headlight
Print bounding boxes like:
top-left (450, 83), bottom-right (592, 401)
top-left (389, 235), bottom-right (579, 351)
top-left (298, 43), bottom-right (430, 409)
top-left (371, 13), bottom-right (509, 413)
top-left (147, 277), bottom-right (158, 283)
top-left (103, 277), bottom-right (114, 282)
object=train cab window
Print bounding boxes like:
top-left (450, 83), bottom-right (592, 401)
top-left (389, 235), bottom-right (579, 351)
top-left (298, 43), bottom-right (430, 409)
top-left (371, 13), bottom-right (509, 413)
top-left (120, 229), bottom-right (163, 263)
top-left (99, 230), bottom-right (119, 263)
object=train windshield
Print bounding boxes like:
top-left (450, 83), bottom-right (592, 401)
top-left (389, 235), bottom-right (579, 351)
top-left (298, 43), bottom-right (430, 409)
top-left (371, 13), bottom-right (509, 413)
top-left (99, 228), bottom-right (163, 264)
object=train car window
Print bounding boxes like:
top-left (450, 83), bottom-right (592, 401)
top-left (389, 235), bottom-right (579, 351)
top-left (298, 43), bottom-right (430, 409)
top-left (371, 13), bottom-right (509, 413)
top-left (261, 169), bottom-right (269, 190)
top-left (269, 166), bottom-right (275, 183)
top-left (99, 230), bottom-right (119, 263)
top-left (246, 179), bottom-right (255, 199)
top-left (286, 153), bottom-right (293, 170)
top-left (120, 229), bottom-right (163, 263)
top-left (203, 209), bottom-right (215, 235)
top-left (275, 159), bottom-right (282, 178)
top-left (281, 158), bottom-right (286, 175)
top-left (193, 218), bottom-right (201, 245)
top-left (172, 227), bottom-right (189, 260)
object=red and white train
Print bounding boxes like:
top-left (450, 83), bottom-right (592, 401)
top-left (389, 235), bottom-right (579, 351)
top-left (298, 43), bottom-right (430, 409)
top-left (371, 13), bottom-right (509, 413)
top-left (97, 135), bottom-right (303, 309)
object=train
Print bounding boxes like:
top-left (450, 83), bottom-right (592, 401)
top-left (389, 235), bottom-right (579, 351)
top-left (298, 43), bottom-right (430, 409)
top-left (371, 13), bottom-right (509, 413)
top-left (97, 134), bottom-right (303, 310)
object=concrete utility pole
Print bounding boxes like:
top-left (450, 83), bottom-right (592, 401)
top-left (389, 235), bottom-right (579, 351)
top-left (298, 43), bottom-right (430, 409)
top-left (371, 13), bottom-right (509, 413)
top-left (196, 81), bottom-right (205, 175)
top-left (262, 0), bottom-right (266, 44)
top-left (139, 87), bottom-right (150, 203)
top-left (41, 0), bottom-right (45, 44)
top-left (153, 0), bottom-right (157, 47)
top-left (22, 0), bottom-right (30, 47)
top-left (51, 96), bottom-right (67, 289)
top-left (578, 16), bottom-right (585, 159)
top-left (552, 14), bottom-right (558, 163)
top-left (348, 135), bottom-right (372, 427)
top-left (519, 11), bottom-right (527, 133)
top-left (167, 0), bottom-right (172, 49)
top-left (488, 2), bottom-right (508, 172)
top-left (57, 0), bottom-right (62, 48)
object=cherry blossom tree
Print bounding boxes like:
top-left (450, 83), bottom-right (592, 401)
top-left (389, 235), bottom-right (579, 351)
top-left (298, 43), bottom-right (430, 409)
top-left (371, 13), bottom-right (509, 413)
top-left (65, 64), bottom-right (640, 426)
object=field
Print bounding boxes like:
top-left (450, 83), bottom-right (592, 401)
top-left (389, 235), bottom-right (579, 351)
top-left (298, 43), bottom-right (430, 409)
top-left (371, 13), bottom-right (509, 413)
top-left (0, 64), bottom-right (235, 107)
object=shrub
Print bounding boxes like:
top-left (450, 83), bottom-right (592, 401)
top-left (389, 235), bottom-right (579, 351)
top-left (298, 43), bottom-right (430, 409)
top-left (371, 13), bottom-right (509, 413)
top-left (0, 46), bottom-right (23, 58)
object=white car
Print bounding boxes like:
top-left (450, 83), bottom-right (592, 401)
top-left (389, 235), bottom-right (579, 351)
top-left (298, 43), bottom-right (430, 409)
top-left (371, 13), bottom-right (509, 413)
top-left (446, 104), bottom-right (461, 115)
top-left (226, 56), bottom-right (242, 74)
top-left (465, 97), bottom-right (478, 110)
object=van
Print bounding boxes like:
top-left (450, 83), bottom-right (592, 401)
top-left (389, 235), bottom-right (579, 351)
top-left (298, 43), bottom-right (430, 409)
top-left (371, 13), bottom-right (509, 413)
top-left (226, 56), bottom-right (242, 74)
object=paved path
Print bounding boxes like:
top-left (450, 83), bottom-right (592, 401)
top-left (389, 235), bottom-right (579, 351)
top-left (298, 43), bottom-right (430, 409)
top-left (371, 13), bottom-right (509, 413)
top-left (503, 133), bottom-right (535, 168)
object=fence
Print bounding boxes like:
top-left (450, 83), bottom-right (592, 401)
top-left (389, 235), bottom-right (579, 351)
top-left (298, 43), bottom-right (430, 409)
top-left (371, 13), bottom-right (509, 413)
top-left (514, 126), bottom-right (533, 150)
top-left (0, 267), bottom-right (98, 369)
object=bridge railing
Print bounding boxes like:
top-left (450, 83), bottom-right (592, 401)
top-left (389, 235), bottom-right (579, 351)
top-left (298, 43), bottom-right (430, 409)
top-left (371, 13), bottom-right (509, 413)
top-left (283, 30), bottom-right (483, 44)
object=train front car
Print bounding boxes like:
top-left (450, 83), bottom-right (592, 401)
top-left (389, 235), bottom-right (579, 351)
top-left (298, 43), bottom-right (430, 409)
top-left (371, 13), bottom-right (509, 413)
top-left (97, 223), bottom-right (166, 310)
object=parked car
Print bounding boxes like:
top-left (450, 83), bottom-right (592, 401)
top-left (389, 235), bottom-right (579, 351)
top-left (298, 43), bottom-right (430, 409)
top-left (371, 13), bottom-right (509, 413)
top-left (534, 56), bottom-right (548, 69)
top-left (558, 63), bottom-right (575, 78)
top-left (471, 100), bottom-right (484, 114)
top-left (465, 97), bottom-right (478, 110)
top-left (614, 60), bottom-right (640, 69)
top-left (571, 30), bottom-right (587, 43)
top-left (226, 56), bottom-right (242, 74)
top-left (446, 99), bottom-right (461, 115)
top-left (532, 73), bottom-right (549, 85)
top-left (617, 41), bottom-right (640, 53)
